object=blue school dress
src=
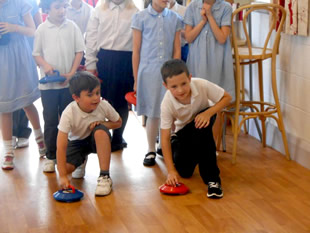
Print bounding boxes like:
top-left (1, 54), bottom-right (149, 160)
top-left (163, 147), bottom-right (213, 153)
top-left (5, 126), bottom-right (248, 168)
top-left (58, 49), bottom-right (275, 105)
top-left (184, 0), bottom-right (235, 97)
top-left (0, 0), bottom-right (40, 113)
top-left (131, 5), bottom-right (182, 118)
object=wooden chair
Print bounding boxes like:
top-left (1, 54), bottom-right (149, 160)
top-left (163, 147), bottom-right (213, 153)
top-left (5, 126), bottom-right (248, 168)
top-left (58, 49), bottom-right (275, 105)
top-left (220, 3), bottom-right (290, 163)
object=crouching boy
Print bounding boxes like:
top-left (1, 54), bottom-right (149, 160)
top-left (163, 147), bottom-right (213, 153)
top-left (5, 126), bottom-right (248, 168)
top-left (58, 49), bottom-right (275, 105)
top-left (56, 71), bottom-right (122, 196)
top-left (160, 59), bottom-right (232, 198)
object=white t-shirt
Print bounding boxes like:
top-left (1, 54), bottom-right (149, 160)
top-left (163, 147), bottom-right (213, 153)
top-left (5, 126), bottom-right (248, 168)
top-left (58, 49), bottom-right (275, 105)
top-left (33, 19), bottom-right (85, 90)
top-left (161, 78), bottom-right (224, 132)
top-left (85, 1), bottom-right (139, 70)
top-left (170, 2), bottom-right (187, 46)
top-left (58, 100), bottom-right (120, 141)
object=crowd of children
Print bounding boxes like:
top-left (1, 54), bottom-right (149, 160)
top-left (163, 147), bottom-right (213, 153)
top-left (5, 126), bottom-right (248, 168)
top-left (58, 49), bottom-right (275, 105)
top-left (0, 0), bottom-right (234, 198)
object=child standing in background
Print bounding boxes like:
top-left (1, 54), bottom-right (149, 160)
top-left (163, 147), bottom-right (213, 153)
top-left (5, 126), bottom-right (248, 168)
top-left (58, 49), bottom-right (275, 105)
top-left (131, 0), bottom-right (182, 166)
top-left (85, 0), bottom-right (138, 153)
top-left (168, 0), bottom-right (188, 62)
top-left (12, 0), bottom-right (43, 150)
top-left (67, 0), bottom-right (93, 36)
top-left (33, 0), bottom-right (85, 173)
top-left (184, 0), bottom-right (234, 140)
top-left (0, 0), bottom-right (45, 170)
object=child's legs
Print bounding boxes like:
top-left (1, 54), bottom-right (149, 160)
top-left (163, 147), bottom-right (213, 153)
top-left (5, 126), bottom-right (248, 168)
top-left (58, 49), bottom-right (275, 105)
top-left (96, 49), bottom-right (133, 145)
top-left (12, 109), bottom-right (32, 139)
top-left (193, 116), bottom-right (221, 184)
top-left (23, 104), bottom-right (41, 130)
top-left (146, 117), bottom-right (160, 152)
top-left (1, 112), bottom-right (13, 140)
top-left (58, 88), bottom-right (73, 116)
top-left (91, 125), bottom-right (112, 171)
top-left (172, 122), bottom-right (198, 178)
top-left (41, 90), bottom-right (60, 159)
top-left (66, 138), bottom-right (92, 174)
top-left (212, 112), bottom-right (221, 146)
top-left (111, 103), bottom-right (128, 145)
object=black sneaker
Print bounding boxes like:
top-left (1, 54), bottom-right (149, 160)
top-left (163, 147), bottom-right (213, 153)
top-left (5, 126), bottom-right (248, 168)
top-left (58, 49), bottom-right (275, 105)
top-left (207, 182), bottom-right (223, 199)
top-left (143, 152), bottom-right (156, 166)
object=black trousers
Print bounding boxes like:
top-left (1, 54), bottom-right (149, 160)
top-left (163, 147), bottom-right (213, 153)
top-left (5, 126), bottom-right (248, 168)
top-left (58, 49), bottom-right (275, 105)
top-left (12, 109), bottom-right (32, 138)
top-left (41, 88), bottom-right (73, 160)
top-left (171, 113), bottom-right (220, 184)
top-left (96, 49), bottom-right (134, 145)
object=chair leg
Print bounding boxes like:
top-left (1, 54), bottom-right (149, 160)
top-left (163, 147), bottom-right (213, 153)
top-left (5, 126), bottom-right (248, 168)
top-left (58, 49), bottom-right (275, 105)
top-left (222, 114), bottom-right (227, 152)
top-left (271, 58), bottom-right (290, 160)
top-left (258, 60), bottom-right (266, 147)
top-left (240, 65), bottom-right (248, 134)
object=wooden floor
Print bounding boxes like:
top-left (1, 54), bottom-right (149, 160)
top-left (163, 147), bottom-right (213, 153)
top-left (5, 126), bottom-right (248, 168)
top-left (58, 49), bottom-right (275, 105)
top-left (1, 108), bottom-right (310, 233)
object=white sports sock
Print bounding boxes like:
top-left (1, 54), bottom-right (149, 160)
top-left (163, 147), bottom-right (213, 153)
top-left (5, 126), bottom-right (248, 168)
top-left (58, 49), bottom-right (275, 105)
top-left (3, 140), bottom-right (14, 156)
top-left (34, 128), bottom-right (43, 141)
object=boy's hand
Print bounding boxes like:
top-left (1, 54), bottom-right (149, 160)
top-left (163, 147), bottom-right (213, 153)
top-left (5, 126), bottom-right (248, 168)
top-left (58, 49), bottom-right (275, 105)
top-left (194, 110), bottom-right (212, 129)
top-left (200, 8), bottom-right (208, 23)
top-left (43, 63), bottom-right (54, 76)
top-left (203, 3), bottom-right (212, 16)
top-left (89, 121), bottom-right (101, 131)
top-left (166, 170), bottom-right (180, 187)
top-left (59, 175), bottom-right (70, 189)
top-left (61, 72), bottom-right (74, 86)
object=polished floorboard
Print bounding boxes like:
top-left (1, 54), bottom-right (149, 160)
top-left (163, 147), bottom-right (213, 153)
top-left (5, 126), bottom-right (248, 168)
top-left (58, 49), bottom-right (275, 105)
top-left (1, 105), bottom-right (310, 233)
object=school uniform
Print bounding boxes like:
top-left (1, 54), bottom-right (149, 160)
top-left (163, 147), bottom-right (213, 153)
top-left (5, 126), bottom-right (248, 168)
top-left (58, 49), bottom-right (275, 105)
top-left (33, 18), bottom-right (85, 160)
top-left (184, 0), bottom-right (235, 98)
top-left (0, 0), bottom-right (40, 113)
top-left (85, 1), bottom-right (138, 147)
top-left (131, 4), bottom-right (182, 118)
top-left (170, 2), bottom-right (188, 62)
top-left (161, 78), bottom-right (224, 184)
top-left (67, 1), bottom-right (93, 35)
top-left (58, 100), bottom-right (120, 167)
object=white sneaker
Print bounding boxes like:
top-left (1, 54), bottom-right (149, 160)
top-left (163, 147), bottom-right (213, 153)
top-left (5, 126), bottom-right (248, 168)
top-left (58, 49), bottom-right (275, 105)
top-left (2, 155), bottom-right (14, 170)
top-left (72, 157), bottom-right (88, 179)
top-left (43, 159), bottom-right (55, 173)
top-left (16, 138), bottom-right (29, 148)
top-left (95, 175), bottom-right (112, 196)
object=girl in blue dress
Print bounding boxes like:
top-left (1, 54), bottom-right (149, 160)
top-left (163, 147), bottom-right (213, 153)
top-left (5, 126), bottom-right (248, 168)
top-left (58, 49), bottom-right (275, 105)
top-left (0, 0), bottom-right (45, 170)
top-left (131, 0), bottom-right (182, 166)
top-left (184, 0), bottom-right (234, 141)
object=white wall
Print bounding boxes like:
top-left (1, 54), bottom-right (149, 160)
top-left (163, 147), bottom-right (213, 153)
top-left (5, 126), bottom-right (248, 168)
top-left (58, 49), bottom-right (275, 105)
top-left (243, 10), bottom-right (310, 169)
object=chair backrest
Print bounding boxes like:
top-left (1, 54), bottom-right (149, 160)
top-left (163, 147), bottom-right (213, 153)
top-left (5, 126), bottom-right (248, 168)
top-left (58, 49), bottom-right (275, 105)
top-left (231, 3), bottom-right (286, 60)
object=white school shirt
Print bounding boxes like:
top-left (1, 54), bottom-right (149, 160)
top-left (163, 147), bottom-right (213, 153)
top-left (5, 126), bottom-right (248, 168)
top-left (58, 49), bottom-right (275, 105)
top-left (67, 1), bottom-right (93, 35)
top-left (161, 78), bottom-right (224, 132)
top-left (85, 1), bottom-right (139, 70)
top-left (58, 100), bottom-right (120, 141)
top-left (170, 2), bottom-right (187, 46)
top-left (33, 19), bottom-right (85, 90)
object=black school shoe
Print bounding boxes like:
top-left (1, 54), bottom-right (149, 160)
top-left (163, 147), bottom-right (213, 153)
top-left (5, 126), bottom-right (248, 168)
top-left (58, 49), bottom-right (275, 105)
top-left (143, 152), bottom-right (156, 166)
top-left (111, 139), bottom-right (127, 152)
top-left (207, 182), bottom-right (223, 199)
top-left (156, 147), bottom-right (163, 156)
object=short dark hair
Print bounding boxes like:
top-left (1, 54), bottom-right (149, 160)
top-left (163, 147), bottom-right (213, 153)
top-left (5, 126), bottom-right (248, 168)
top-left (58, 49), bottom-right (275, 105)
top-left (69, 71), bottom-right (100, 97)
top-left (39, 0), bottom-right (67, 12)
top-left (161, 59), bottom-right (190, 83)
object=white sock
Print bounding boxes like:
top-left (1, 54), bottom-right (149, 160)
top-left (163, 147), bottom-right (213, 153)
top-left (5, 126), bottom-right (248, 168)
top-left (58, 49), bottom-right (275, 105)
top-left (34, 128), bottom-right (43, 140)
top-left (146, 117), bottom-right (160, 153)
top-left (3, 140), bottom-right (14, 156)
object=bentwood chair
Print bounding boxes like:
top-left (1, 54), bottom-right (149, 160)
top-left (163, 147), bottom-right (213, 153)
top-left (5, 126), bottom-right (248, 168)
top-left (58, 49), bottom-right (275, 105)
top-left (220, 3), bottom-right (290, 163)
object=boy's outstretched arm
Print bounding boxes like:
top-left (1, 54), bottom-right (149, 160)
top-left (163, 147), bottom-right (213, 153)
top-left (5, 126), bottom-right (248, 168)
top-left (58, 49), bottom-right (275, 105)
top-left (161, 128), bottom-right (180, 187)
top-left (195, 91), bottom-right (232, 129)
top-left (56, 130), bottom-right (70, 189)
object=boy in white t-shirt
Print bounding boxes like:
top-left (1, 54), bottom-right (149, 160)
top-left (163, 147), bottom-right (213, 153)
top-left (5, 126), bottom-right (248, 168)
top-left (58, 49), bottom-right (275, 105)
top-left (57, 71), bottom-right (122, 196)
top-left (160, 59), bottom-right (231, 198)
